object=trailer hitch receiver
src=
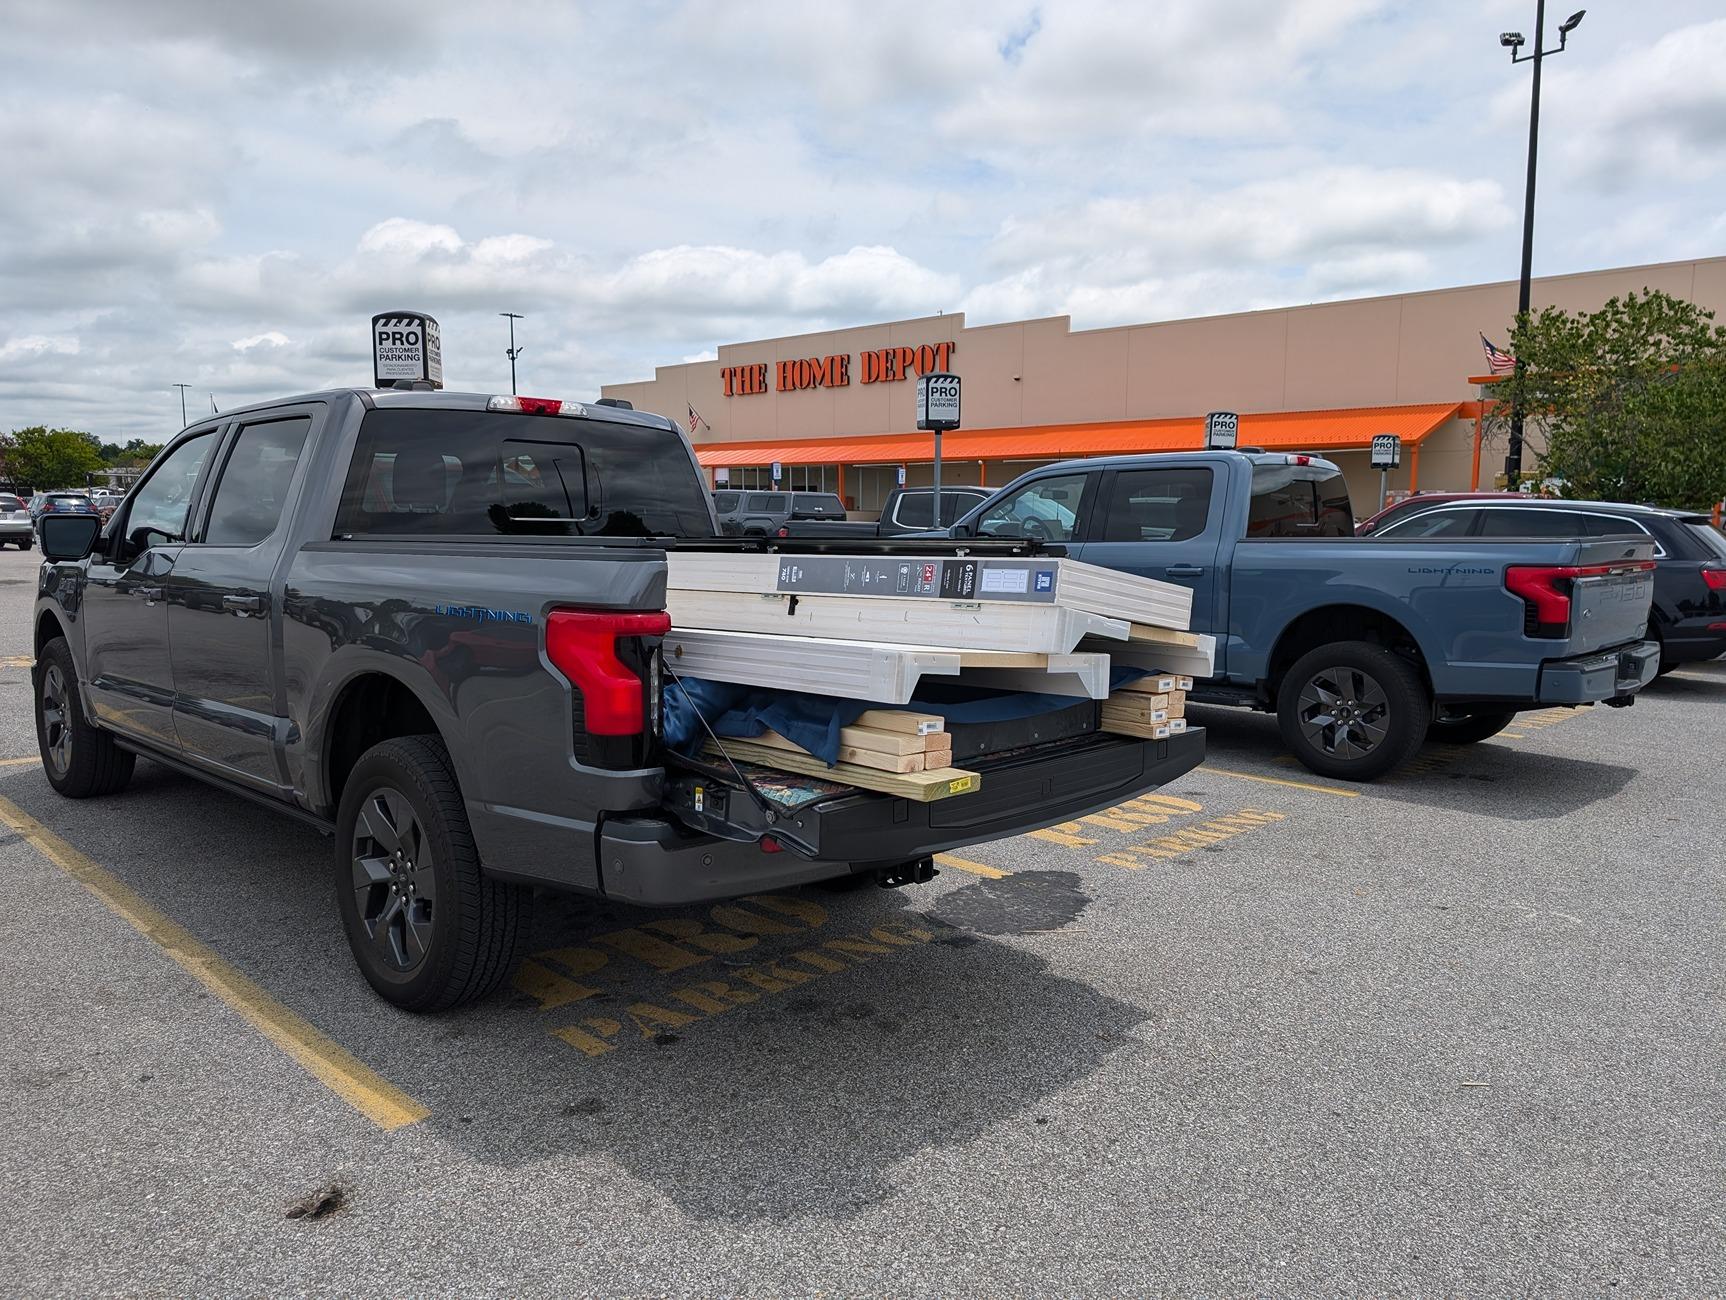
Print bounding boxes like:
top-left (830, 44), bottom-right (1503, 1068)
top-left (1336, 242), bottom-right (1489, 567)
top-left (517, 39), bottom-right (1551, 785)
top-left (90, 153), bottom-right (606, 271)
top-left (877, 857), bottom-right (938, 889)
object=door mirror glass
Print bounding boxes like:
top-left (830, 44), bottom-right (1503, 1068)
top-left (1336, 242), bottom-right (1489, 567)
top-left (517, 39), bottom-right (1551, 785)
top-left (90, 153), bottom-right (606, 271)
top-left (39, 514), bottom-right (102, 561)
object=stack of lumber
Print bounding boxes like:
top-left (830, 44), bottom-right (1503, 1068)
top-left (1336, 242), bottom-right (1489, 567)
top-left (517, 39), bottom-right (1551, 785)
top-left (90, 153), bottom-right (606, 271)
top-left (702, 709), bottom-right (981, 802)
top-left (1097, 675), bottom-right (1195, 741)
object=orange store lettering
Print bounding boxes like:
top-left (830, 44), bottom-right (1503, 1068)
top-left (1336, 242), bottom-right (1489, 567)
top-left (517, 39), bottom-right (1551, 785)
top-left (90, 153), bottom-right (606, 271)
top-left (723, 342), bottom-right (957, 397)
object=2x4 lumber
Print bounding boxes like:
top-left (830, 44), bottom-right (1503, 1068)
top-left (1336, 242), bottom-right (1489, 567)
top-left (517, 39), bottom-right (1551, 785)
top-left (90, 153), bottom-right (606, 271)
top-left (1089, 633), bottom-right (1216, 680)
top-left (703, 739), bottom-right (981, 802)
top-left (1127, 623), bottom-right (1201, 649)
top-left (749, 730), bottom-right (927, 773)
top-left (668, 589), bottom-right (1131, 655)
top-left (854, 709), bottom-right (945, 736)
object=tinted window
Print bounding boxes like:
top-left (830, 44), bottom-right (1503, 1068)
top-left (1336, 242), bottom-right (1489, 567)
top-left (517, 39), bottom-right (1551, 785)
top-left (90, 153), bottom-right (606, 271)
top-left (792, 493), bottom-right (845, 518)
top-left (974, 473), bottom-right (1088, 542)
top-left (1097, 468), bottom-right (1214, 542)
top-left (1475, 508), bottom-right (1588, 538)
top-left (203, 417), bottom-right (311, 546)
top-left (335, 410), bottom-right (714, 538)
top-left (893, 493), bottom-right (934, 528)
top-left (746, 493), bottom-right (787, 512)
top-left (712, 492), bottom-right (740, 513)
top-left (1248, 465), bottom-right (1352, 537)
top-left (1380, 509), bottom-right (1476, 539)
top-left (0, 495), bottom-right (21, 510)
top-left (128, 433), bottom-right (215, 544)
top-left (1579, 513), bottom-right (1650, 538)
top-left (1685, 522), bottom-right (1726, 560)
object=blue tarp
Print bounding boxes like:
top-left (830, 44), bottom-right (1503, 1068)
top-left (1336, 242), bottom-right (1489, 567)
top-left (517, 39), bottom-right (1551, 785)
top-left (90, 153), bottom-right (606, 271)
top-left (664, 667), bottom-right (1148, 766)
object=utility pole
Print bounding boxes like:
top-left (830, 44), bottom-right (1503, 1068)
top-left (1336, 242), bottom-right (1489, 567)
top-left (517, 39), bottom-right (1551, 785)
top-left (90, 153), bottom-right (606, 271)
top-left (1499, 4), bottom-right (1585, 483)
top-left (499, 312), bottom-right (524, 395)
top-left (172, 383), bottom-right (191, 427)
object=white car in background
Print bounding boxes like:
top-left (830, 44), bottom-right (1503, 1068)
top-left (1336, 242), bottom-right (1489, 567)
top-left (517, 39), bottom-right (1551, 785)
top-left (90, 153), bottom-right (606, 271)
top-left (0, 493), bottom-right (34, 549)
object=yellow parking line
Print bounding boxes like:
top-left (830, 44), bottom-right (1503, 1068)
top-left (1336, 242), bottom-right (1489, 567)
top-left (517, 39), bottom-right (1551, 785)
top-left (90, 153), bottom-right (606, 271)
top-left (1500, 732), bottom-right (1527, 739)
top-left (1204, 766), bottom-right (1360, 797)
top-left (0, 756), bottom-right (38, 766)
top-left (0, 795), bottom-right (428, 1131)
top-left (935, 853), bottom-right (1010, 879)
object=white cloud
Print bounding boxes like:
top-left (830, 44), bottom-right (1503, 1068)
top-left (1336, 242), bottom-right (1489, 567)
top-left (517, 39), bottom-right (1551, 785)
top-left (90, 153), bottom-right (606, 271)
top-left (232, 331), bottom-right (290, 352)
top-left (0, 335), bottom-right (81, 362)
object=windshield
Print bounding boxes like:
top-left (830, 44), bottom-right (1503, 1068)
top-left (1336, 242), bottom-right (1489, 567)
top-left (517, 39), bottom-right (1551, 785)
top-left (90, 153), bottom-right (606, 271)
top-left (336, 409), bottom-right (716, 539)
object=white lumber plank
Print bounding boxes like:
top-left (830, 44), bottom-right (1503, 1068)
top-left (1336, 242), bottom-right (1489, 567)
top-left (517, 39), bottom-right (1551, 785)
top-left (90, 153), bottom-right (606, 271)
top-left (668, 589), bottom-right (1129, 654)
top-left (663, 627), bottom-right (961, 703)
top-left (666, 552), bottom-right (1191, 631)
top-left (1089, 632), bottom-right (1216, 679)
top-left (854, 709), bottom-right (944, 736)
top-left (954, 652), bottom-right (1112, 700)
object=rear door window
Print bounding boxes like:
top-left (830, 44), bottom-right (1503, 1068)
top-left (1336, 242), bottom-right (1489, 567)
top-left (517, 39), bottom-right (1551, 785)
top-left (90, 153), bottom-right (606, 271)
top-left (1096, 467), bottom-right (1214, 541)
top-left (1379, 509), bottom-right (1477, 539)
top-left (793, 493), bottom-right (845, 518)
top-left (202, 416), bottom-right (312, 546)
top-left (1475, 508), bottom-right (1589, 538)
top-left (1247, 465), bottom-right (1354, 537)
top-left (335, 409), bottom-right (714, 538)
top-left (712, 492), bottom-right (740, 514)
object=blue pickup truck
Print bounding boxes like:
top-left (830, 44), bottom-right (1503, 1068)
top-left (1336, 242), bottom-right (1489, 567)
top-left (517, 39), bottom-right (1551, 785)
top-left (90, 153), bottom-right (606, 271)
top-left (949, 450), bottom-right (1659, 780)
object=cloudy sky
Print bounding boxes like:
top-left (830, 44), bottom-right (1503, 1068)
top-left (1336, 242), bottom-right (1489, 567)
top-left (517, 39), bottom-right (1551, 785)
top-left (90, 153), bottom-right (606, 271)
top-left (3, 0), bottom-right (1723, 439)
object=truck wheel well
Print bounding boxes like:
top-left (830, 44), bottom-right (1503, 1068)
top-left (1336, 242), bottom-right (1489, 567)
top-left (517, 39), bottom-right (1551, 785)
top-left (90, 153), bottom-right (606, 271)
top-left (325, 675), bottom-right (441, 813)
top-left (36, 611), bottom-right (64, 656)
top-left (1267, 605), bottom-right (1432, 698)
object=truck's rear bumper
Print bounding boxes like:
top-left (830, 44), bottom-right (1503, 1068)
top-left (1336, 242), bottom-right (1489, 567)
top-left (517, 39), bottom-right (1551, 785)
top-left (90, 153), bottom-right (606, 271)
top-left (598, 730), bottom-right (1206, 907)
top-left (1537, 639), bottom-right (1659, 704)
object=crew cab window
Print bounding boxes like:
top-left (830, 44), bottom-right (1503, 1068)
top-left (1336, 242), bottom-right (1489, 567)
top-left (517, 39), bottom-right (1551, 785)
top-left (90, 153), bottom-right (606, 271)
top-left (1096, 468), bottom-right (1213, 542)
top-left (1379, 509), bottom-right (1476, 539)
top-left (1248, 464), bottom-right (1354, 537)
top-left (746, 493), bottom-right (788, 513)
top-left (203, 417), bottom-right (311, 546)
top-left (712, 492), bottom-right (740, 513)
top-left (1475, 508), bottom-right (1587, 538)
top-left (127, 433), bottom-right (215, 545)
top-left (894, 491), bottom-right (985, 529)
top-left (973, 473), bottom-right (1087, 541)
top-left (335, 410), bottom-right (715, 538)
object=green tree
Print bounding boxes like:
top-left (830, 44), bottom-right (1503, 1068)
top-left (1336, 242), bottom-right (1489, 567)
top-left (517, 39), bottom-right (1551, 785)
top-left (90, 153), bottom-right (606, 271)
top-left (0, 426), bottom-right (106, 489)
top-left (1490, 290), bottom-right (1726, 509)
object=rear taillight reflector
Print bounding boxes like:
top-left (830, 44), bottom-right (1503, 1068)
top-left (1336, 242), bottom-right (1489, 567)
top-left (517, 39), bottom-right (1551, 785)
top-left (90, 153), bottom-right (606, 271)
top-left (1505, 560), bottom-right (1653, 639)
top-left (545, 609), bottom-right (671, 735)
top-left (1702, 566), bottom-right (1726, 591)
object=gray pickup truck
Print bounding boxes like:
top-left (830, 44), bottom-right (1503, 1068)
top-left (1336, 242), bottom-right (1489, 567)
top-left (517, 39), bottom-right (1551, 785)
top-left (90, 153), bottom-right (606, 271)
top-left (32, 388), bottom-right (1204, 1011)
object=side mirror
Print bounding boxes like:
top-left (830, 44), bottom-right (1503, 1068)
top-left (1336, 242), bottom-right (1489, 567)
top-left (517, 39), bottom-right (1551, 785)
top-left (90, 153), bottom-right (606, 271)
top-left (39, 514), bottom-right (103, 562)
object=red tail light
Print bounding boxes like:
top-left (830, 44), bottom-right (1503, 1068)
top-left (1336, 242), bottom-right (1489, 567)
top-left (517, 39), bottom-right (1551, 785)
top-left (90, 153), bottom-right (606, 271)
top-left (1506, 560), bottom-right (1654, 638)
top-left (544, 610), bottom-right (670, 734)
top-left (1702, 565), bottom-right (1726, 591)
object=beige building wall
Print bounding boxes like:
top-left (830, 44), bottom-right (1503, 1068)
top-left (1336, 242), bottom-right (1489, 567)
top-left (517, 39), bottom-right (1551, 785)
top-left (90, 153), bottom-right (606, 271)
top-left (600, 255), bottom-right (1726, 497)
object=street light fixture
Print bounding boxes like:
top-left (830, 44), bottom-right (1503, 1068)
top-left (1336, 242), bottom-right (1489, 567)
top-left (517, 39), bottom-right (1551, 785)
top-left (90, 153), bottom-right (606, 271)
top-left (499, 311), bottom-right (524, 395)
top-left (1499, 2), bottom-right (1583, 483)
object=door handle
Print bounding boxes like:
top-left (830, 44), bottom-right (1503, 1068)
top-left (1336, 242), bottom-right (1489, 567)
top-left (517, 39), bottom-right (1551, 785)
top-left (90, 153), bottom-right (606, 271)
top-left (1165, 565), bottom-right (1204, 578)
top-left (137, 585), bottom-right (164, 602)
top-left (223, 594), bottom-right (265, 614)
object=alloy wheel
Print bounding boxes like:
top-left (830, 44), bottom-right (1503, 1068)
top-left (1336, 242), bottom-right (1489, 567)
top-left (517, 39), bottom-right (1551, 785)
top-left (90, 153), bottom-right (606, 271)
top-left (40, 664), bottom-right (71, 776)
top-left (350, 787), bottom-right (437, 973)
top-left (1296, 665), bottom-right (1390, 759)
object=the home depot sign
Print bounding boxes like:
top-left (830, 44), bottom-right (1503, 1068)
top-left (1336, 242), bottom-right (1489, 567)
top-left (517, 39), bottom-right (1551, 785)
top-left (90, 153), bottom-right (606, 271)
top-left (721, 341), bottom-right (957, 397)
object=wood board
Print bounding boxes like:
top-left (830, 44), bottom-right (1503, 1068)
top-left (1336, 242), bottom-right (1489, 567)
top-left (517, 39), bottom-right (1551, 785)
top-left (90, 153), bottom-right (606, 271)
top-left (703, 739), bottom-right (981, 802)
top-left (750, 730), bottom-right (927, 773)
top-left (1086, 632), bottom-right (1216, 680)
top-left (669, 588), bottom-right (1130, 655)
top-left (666, 552), bottom-right (1191, 631)
top-left (954, 652), bottom-right (1112, 700)
top-left (854, 709), bottom-right (944, 736)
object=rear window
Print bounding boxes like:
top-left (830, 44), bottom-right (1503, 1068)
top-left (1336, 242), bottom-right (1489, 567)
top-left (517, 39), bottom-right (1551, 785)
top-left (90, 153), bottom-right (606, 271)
top-left (0, 495), bottom-right (22, 510)
top-left (712, 492), bottom-right (740, 513)
top-left (1248, 465), bottom-right (1353, 537)
top-left (746, 493), bottom-right (788, 512)
top-left (792, 493), bottom-right (845, 519)
top-left (334, 410), bottom-right (715, 539)
top-left (1685, 521), bottom-right (1726, 560)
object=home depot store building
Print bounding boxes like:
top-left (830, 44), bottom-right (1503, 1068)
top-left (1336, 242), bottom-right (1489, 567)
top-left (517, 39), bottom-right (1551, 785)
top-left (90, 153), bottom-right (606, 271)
top-left (600, 255), bottom-right (1726, 517)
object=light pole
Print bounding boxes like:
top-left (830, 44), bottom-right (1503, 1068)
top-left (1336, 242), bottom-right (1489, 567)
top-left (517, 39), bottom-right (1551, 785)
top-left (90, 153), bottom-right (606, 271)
top-left (499, 312), bottom-right (524, 395)
top-left (172, 383), bottom-right (191, 427)
top-left (1499, 4), bottom-right (1585, 483)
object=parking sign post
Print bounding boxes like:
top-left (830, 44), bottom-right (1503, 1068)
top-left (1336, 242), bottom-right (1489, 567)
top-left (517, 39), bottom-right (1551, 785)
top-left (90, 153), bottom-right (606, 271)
top-left (1205, 411), bottom-right (1239, 450)
top-left (916, 371), bottom-right (961, 528)
top-left (1371, 434), bottom-right (1403, 510)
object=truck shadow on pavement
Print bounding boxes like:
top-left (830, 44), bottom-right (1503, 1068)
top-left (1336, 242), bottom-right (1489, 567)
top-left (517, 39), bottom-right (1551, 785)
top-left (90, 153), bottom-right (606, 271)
top-left (1184, 704), bottom-right (1636, 821)
top-left (1639, 667), bottom-right (1726, 700)
top-left (5, 764), bottom-right (1155, 1225)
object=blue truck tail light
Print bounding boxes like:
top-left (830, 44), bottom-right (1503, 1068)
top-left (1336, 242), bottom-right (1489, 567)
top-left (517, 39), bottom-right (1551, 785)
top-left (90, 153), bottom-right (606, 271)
top-left (545, 610), bottom-right (672, 735)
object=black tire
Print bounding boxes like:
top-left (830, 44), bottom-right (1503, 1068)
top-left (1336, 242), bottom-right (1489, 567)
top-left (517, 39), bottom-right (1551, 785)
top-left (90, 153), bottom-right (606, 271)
top-left (335, 735), bottom-right (526, 1012)
top-left (1428, 710), bottom-right (1516, 745)
top-left (18, 538), bottom-right (32, 551)
top-left (1277, 640), bottom-right (1429, 781)
top-left (34, 637), bottom-right (135, 797)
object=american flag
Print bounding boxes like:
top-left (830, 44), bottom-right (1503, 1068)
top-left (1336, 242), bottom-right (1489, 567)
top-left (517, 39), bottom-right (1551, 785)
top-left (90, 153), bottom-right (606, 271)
top-left (1480, 333), bottom-right (1516, 374)
top-left (687, 403), bottom-right (708, 435)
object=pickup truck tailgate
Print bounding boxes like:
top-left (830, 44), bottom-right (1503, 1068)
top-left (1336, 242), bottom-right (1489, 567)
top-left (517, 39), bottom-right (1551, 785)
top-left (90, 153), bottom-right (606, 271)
top-left (1562, 539), bottom-right (1658, 655)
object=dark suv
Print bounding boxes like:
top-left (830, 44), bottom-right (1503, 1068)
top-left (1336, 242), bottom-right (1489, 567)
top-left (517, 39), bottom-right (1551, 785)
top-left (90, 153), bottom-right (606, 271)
top-left (713, 490), bottom-right (845, 536)
top-left (1373, 497), bottom-right (1726, 668)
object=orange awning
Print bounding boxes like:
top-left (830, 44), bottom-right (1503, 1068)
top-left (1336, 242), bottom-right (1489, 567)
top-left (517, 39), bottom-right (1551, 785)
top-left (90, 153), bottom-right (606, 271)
top-left (693, 402), bottom-right (1464, 467)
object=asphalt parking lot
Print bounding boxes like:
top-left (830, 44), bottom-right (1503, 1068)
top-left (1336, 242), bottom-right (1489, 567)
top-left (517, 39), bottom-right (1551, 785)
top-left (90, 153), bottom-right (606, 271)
top-left (2, 542), bottom-right (1722, 1294)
